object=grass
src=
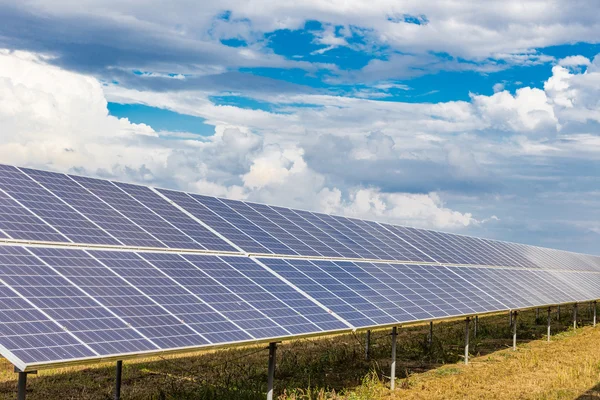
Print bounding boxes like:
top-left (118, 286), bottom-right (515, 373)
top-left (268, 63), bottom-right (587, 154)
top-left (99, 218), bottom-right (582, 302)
top-left (0, 306), bottom-right (599, 399)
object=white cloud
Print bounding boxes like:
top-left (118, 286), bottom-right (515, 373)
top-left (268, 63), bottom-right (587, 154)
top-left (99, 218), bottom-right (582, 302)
top-left (0, 49), bottom-right (477, 230)
top-left (558, 55), bottom-right (591, 67)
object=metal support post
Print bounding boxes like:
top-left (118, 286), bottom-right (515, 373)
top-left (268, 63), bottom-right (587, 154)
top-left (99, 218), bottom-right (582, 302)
top-left (464, 317), bottom-right (470, 365)
top-left (509, 310), bottom-right (513, 327)
top-left (428, 321), bottom-right (433, 347)
top-left (557, 304), bottom-right (560, 320)
top-left (536, 308), bottom-right (539, 321)
top-left (512, 311), bottom-right (518, 351)
top-left (365, 330), bottom-right (371, 360)
top-left (390, 327), bottom-right (398, 390)
top-left (573, 303), bottom-right (578, 330)
top-left (547, 307), bottom-right (551, 342)
top-left (267, 342), bottom-right (277, 400)
top-left (594, 301), bottom-right (597, 327)
top-left (474, 315), bottom-right (478, 338)
top-left (115, 360), bottom-right (122, 400)
top-left (17, 372), bottom-right (27, 400)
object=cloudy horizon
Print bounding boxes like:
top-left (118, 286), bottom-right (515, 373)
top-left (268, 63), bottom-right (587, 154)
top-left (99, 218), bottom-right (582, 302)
top-left (0, 1), bottom-right (599, 254)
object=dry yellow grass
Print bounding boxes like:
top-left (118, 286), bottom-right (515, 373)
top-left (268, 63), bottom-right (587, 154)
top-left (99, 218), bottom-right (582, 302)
top-left (391, 327), bottom-right (600, 400)
top-left (0, 309), bottom-right (599, 399)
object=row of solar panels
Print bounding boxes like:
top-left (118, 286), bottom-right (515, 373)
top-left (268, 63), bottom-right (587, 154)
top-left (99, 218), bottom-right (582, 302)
top-left (0, 164), bottom-right (599, 271)
top-left (1, 243), bottom-right (599, 371)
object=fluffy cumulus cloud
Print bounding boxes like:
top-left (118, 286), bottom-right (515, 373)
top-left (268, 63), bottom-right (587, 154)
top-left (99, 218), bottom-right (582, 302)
top-left (1, 46), bottom-right (600, 250)
top-left (0, 50), bottom-right (477, 229)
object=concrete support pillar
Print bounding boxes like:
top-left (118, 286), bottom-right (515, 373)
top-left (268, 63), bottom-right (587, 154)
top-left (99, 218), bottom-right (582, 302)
top-left (512, 311), bottom-right (518, 351)
top-left (474, 315), bottom-right (478, 338)
top-left (547, 307), bottom-right (551, 342)
top-left (390, 327), bottom-right (398, 390)
top-left (115, 360), bottom-right (123, 400)
top-left (464, 317), bottom-right (470, 365)
top-left (573, 303), bottom-right (578, 330)
top-left (267, 342), bottom-right (277, 400)
top-left (594, 301), bottom-right (597, 327)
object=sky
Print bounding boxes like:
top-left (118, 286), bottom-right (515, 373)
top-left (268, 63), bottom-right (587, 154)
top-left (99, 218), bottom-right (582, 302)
top-left (0, 1), bottom-right (599, 254)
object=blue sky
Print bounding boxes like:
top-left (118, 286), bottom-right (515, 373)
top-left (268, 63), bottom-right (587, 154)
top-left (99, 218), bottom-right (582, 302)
top-left (0, 1), bottom-right (600, 254)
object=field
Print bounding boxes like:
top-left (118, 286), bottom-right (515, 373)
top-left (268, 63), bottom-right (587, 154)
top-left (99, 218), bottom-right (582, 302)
top-left (2, 306), bottom-right (600, 399)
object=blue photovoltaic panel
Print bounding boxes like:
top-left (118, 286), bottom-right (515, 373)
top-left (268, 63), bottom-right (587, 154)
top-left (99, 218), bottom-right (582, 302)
top-left (258, 258), bottom-right (510, 329)
top-left (0, 165), bottom-right (120, 245)
top-left (218, 198), bottom-right (321, 257)
top-left (0, 231), bottom-right (8, 239)
top-left (354, 220), bottom-right (434, 262)
top-left (294, 211), bottom-right (377, 259)
top-left (258, 258), bottom-right (378, 328)
top-left (222, 256), bottom-right (349, 333)
top-left (21, 168), bottom-right (164, 248)
top-left (89, 251), bottom-right (251, 344)
top-left (175, 253), bottom-right (343, 337)
top-left (273, 208), bottom-right (362, 258)
top-left (30, 247), bottom-right (208, 350)
top-left (71, 175), bottom-right (204, 250)
top-left (0, 190), bottom-right (69, 243)
top-left (157, 189), bottom-right (271, 254)
top-left (0, 253), bottom-right (97, 365)
top-left (10, 247), bottom-right (158, 355)
top-left (190, 195), bottom-right (297, 256)
top-left (245, 202), bottom-right (343, 257)
top-left (113, 182), bottom-right (237, 252)
top-left (138, 253), bottom-right (289, 339)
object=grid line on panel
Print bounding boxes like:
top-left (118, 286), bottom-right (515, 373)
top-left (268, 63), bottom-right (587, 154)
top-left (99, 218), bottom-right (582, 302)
top-left (223, 257), bottom-right (349, 333)
top-left (298, 212), bottom-right (378, 260)
top-left (195, 196), bottom-right (298, 256)
top-left (0, 187), bottom-right (73, 244)
top-left (7, 167), bottom-right (123, 246)
top-left (245, 203), bottom-right (343, 258)
top-left (82, 250), bottom-right (212, 345)
top-left (155, 188), bottom-right (266, 254)
top-left (93, 251), bottom-right (252, 344)
top-left (144, 253), bottom-right (292, 340)
top-left (299, 259), bottom-right (400, 325)
top-left (30, 247), bottom-right (207, 351)
top-left (218, 198), bottom-right (322, 257)
top-left (24, 247), bottom-right (161, 353)
top-left (258, 258), bottom-right (380, 328)
top-left (251, 257), bottom-right (354, 330)
top-left (20, 168), bottom-right (164, 249)
top-left (116, 184), bottom-right (237, 253)
top-left (0, 275), bottom-right (100, 359)
top-left (66, 175), bottom-right (171, 249)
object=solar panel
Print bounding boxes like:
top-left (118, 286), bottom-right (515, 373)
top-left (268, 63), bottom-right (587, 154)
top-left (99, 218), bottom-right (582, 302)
top-left (112, 182), bottom-right (237, 253)
top-left (2, 163), bottom-right (600, 374)
top-left (29, 247), bottom-right (209, 350)
top-left (0, 246), bottom-right (156, 357)
top-left (20, 168), bottom-right (165, 248)
top-left (156, 189), bottom-right (271, 254)
top-left (0, 165), bottom-right (120, 245)
top-left (70, 175), bottom-right (206, 250)
top-left (257, 258), bottom-right (508, 329)
top-left (0, 190), bottom-right (70, 243)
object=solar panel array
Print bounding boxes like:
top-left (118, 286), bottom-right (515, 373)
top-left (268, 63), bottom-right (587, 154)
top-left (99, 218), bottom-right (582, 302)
top-left (0, 164), bottom-right (599, 372)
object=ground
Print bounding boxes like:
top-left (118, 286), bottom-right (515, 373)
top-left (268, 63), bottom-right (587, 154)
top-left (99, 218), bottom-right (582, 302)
top-left (1, 307), bottom-right (600, 399)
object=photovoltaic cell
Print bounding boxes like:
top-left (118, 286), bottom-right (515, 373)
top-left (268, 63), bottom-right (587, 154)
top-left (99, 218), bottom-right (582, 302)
top-left (0, 165), bottom-right (120, 245)
top-left (29, 248), bottom-right (208, 350)
top-left (0, 246), bottom-right (156, 358)
top-left (113, 182), bottom-right (237, 252)
top-left (71, 175), bottom-right (204, 250)
top-left (21, 168), bottom-right (165, 248)
top-left (358, 221), bottom-right (434, 262)
top-left (157, 189), bottom-right (271, 254)
top-left (0, 190), bottom-right (69, 243)
top-left (89, 251), bottom-right (251, 344)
